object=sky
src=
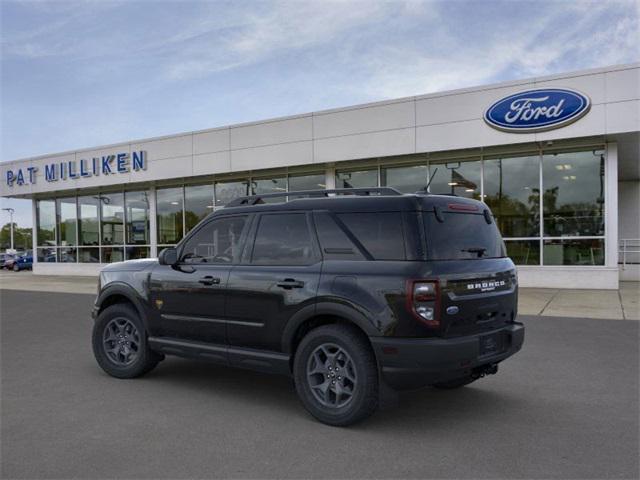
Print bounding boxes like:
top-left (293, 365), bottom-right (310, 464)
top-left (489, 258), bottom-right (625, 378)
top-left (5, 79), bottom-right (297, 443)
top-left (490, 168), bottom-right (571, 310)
top-left (1, 0), bottom-right (639, 228)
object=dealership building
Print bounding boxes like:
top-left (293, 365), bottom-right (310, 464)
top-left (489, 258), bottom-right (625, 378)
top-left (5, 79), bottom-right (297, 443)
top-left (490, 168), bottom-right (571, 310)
top-left (1, 63), bottom-right (638, 289)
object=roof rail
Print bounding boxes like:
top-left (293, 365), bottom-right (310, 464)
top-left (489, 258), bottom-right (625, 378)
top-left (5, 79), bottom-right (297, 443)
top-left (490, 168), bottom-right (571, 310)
top-left (224, 187), bottom-right (402, 208)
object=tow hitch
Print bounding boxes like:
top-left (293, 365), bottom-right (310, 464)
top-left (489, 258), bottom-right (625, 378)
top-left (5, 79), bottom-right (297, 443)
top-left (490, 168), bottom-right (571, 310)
top-left (471, 363), bottom-right (498, 379)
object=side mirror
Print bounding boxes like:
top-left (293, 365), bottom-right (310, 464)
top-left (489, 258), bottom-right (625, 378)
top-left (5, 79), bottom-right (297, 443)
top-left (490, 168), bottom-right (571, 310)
top-left (158, 247), bottom-right (178, 266)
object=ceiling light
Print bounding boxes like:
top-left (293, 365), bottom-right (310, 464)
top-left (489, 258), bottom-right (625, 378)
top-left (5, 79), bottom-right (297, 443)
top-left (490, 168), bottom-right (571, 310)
top-left (318, 184), bottom-right (326, 188)
top-left (465, 188), bottom-right (474, 192)
top-left (555, 165), bottom-right (564, 170)
top-left (448, 182), bottom-right (458, 186)
top-left (564, 164), bottom-right (572, 169)
top-left (170, 201), bottom-right (179, 205)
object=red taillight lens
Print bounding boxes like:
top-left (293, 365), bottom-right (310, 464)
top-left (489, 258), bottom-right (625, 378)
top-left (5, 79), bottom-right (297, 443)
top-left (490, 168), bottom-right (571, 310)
top-left (407, 280), bottom-right (440, 328)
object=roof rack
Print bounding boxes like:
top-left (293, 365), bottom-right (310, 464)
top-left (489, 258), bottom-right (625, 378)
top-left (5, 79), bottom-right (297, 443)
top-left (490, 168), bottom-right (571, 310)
top-left (225, 187), bottom-right (402, 208)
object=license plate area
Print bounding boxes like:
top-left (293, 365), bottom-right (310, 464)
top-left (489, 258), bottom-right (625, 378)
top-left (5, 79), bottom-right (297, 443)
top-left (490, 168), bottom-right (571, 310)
top-left (479, 332), bottom-right (505, 357)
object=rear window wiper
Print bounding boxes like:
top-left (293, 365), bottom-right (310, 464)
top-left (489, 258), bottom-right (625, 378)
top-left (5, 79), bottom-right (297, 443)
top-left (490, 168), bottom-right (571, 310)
top-left (461, 247), bottom-right (487, 257)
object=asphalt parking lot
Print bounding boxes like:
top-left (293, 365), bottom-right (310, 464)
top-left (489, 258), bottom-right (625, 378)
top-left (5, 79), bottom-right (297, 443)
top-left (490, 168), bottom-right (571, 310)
top-left (1, 289), bottom-right (638, 479)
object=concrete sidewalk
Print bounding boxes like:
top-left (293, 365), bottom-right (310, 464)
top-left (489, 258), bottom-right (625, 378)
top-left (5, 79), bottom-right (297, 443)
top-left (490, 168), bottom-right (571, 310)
top-left (1, 270), bottom-right (638, 320)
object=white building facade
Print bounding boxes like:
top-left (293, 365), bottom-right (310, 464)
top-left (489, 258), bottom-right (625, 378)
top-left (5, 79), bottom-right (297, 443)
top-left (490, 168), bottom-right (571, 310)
top-left (1, 63), bottom-right (639, 289)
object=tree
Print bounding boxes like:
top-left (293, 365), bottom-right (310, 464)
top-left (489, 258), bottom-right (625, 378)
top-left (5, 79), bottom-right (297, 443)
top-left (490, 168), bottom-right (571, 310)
top-left (0, 223), bottom-right (32, 251)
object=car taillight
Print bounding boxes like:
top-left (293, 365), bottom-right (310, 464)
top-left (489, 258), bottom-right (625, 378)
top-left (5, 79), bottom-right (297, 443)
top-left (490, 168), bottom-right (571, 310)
top-left (407, 280), bottom-right (440, 328)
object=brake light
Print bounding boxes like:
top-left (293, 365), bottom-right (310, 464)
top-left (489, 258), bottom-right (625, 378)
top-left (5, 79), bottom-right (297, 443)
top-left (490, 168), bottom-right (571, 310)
top-left (448, 203), bottom-right (478, 212)
top-left (406, 280), bottom-right (440, 328)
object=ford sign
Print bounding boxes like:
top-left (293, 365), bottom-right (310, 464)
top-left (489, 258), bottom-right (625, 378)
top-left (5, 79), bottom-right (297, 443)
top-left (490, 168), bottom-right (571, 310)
top-left (484, 88), bottom-right (591, 133)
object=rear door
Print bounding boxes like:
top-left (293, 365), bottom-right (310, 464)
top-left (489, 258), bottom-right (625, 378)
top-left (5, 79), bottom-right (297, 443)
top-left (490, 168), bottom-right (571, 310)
top-left (225, 211), bottom-right (321, 352)
top-left (422, 207), bottom-right (517, 338)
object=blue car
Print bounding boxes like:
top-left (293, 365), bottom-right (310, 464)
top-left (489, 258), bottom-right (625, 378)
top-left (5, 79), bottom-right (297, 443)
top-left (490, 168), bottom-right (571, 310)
top-left (13, 252), bottom-right (33, 271)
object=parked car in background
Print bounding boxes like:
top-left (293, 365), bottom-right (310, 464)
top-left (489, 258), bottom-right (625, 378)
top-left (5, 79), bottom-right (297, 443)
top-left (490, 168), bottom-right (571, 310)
top-left (2, 253), bottom-right (17, 270)
top-left (12, 251), bottom-right (33, 271)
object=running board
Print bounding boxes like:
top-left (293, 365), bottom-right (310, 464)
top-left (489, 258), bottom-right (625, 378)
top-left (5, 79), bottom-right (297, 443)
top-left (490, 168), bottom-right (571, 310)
top-left (148, 337), bottom-right (291, 375)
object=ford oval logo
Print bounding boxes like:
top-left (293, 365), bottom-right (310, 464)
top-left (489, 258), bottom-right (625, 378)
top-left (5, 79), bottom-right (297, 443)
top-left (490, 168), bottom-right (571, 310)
top-left (484, 88), bottom-right (591, 133)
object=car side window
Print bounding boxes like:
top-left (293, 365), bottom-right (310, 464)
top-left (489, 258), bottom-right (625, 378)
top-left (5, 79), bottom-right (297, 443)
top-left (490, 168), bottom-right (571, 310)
top-left (251, 213), bottom-right (316, 265)
top-left (181, 216), bottom-right (248, 264)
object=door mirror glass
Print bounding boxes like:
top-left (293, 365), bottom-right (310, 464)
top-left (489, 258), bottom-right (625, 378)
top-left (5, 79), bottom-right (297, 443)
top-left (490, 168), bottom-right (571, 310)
top-left (158, 247), bottom-right (178, 266)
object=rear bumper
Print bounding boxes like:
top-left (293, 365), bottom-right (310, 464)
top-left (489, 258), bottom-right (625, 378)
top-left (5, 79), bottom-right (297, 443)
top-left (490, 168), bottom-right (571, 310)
top-left (370, 323), bottom-right (524, 390)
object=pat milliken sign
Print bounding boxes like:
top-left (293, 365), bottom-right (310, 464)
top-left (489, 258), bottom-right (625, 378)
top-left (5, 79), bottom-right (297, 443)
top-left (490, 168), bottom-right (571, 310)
top-left (5, 151), bottom-right (147, 187)
top-left (484, 88), bottom-right (591, 133)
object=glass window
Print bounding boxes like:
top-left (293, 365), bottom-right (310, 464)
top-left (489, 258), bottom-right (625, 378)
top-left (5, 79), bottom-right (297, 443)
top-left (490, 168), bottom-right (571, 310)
top-left (185, 184), bottom-right (214, 233)
top-left (102, 247), bottom-right (124, 263)
top-left (156, 187), bottom-right (184, 244)
top-left (56, 198), bottom-right (77, 246)
top-left (542, 150), bottom-right (605, 237)
top-left (126, 246), bottom-right (150, 260)
top-left (337, 212), bottom-right (405, 260)
top-left (125, 191), bottom-right (150, 245)
top-left (78, 247), bottom-right (100, 263)
top-left (423, 212), bottom-right (505, 260)
top-left (58, 246), bottom-right (77, 263)
top-left (252, 214), bottom-right (315, 265)
top-left (381, 164), bottom-right (429, 193)
top-left (288, 173), bottom-right (325, 192)
top-left (215, 180), bottom-right (249, 207)
top-left (37, 246), bottom-right (57, 262)
top-left (336, 169), bottom-right (378, 189)
top-left (181, 215), bottom-right (248, 264)
top-left (505, 240), bottom-right (540, 266)
top-left (36, 200), bottom-right (56, 246)
top-left (251, 176), bottom-right (287, 203)
top-left (428, 160), bottom-right (481, 199)
top-left (78, 196), bottom-right (100, 246)
top-left (100, 193), bottom-right (124, 245)
top-left (314, 212), bottom-right (365, 261)
top-left (543, 238), bottom-right (604, 265)
top-left (483, 155), bottom-right (540, 238)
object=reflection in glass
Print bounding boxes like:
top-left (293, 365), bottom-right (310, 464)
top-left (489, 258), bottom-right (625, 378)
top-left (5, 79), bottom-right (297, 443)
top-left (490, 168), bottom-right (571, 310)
top-left (78, 196), bottom-right (100, 246)
top-left (100, 193), bottom-right (124, 245)
top-left (215, 180), bottom-right (249, 207)
top-left (125, 191), bottom-right (150, 245)
top-left (78, 247), bottom-right (100, 263)
top-left (58, 247), bottom-right (77, 263)
top-left (542, 150), bottom-right (605, 237)
top-left (251, 177), bottom-right (287, 203)
top-left (505, 240), bottom-right (540, 265)
top-left (126, 246), bottom-right (150, 260)
top-left (543, 239), bottom-right (604, 265)
top-left (381, 164), bottom-right (428, 193)
top-left (37, 246), bottom-right (57, 262)
top-left (56, 198), bottom-right (77, 246)
top-left (429, 160), bottom-right (481, 199)
top-left (102, 247), bottom-right (124, 263)
top-left (37, 200), bottom-right (56, 246)
top-left (484, 155), bottom-right (540, 237)
top-left (157, 187), bottom-right (184, 244)
top-left (336, 169), bottom-right (378, 189)
top-left (288, 173), bottom-right (325, 192)
top-left (185, 184), bottom-right (214, 233)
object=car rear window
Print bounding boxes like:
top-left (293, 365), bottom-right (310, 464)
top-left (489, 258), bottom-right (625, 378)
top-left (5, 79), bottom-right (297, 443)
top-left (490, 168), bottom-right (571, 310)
top-left (337, 212), bottom-right (406, 260)
top-left (423, 212), bottom-right (505, 260)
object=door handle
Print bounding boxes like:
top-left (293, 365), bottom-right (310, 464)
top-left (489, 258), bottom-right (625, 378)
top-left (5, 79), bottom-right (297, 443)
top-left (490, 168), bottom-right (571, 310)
top-left (199, 276), bottom-right (221, 286)
top-left (276, 278), bottom-right (305, 289)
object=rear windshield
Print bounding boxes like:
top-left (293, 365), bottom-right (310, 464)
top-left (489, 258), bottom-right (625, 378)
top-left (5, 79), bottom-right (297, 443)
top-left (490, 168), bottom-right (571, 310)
top-left (423, 212), bottom-right (506, 260)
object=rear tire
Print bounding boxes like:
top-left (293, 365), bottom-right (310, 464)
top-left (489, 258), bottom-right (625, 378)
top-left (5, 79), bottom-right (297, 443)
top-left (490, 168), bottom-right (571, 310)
top-left (293, 324), bottom-right (378, 426)
top-left (432, 376), bottom-right (477, 389)
top-left (92, 303), bottom-right (161, 379)
top-left (12, 264), bottom-right (19, 272)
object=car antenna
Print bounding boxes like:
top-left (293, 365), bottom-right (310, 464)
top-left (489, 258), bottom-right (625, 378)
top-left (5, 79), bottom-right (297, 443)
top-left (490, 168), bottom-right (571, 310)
top-left (417, 167), bottom-right (438, 194)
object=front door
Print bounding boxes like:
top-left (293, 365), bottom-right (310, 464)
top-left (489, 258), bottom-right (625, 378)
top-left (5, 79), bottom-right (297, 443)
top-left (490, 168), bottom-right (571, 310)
top-left (149, 214), bottom-right (250, 345)
top-left (226, 212), bottom-right (321, 352)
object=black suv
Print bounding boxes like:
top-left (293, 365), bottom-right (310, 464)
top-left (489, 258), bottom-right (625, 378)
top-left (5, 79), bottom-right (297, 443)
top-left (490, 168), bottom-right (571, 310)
top-left (91, 188), bottom-right (524, 426)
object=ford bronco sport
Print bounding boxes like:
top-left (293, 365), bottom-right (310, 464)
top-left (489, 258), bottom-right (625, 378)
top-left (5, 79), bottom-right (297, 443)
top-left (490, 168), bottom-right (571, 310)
top-left (91, 188), bottom-right (524, 426)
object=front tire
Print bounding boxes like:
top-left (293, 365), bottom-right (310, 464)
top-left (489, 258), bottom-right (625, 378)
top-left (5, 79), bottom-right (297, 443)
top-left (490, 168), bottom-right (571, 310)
top-left (293, 324), bottom-right (378, 426)
top-left (92, 303), bottom-right (161, 379)
top-left (12, 264), bottom-right (19, 272)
